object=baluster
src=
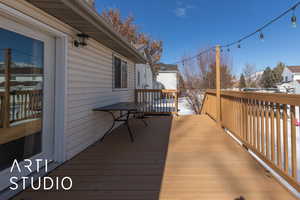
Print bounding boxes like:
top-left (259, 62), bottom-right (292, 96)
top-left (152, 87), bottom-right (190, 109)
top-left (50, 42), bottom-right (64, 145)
top-left (265, 102), bottom-right (270, 159)
top-left (276, 103), bottom-right (282, 169)
top-left (290, 105), bottom-right (297, 179)
top-left (261, 101), bottom-right (265, 155)
top-left (257, 100), bottom-right (261, 152)
top-left (283, 104), bottom-right (288, 173)
top-left (270, 103), bottom-right (275, 162)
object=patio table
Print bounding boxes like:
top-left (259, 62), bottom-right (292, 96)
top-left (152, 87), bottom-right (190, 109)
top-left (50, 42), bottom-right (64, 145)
top-left (93, 102), bottom-right (147, 142)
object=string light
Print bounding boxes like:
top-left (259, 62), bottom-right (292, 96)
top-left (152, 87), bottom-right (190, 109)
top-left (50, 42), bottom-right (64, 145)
top-left (291, 7), bottom-right (297, 27)
top-left (173, 1), bottom-right (300, 64)
top-left (259, 31), bottom-right (264, 41)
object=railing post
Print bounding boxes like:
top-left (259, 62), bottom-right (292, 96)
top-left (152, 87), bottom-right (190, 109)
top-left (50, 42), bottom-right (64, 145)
top-left (215, 45), bottom-right (221, 125)
top-left (3, 48), bottom-right (11, 128)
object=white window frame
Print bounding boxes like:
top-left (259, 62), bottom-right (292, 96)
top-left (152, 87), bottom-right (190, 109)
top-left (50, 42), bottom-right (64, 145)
top-left (113, 55), bottom-right (128, 90)
top-left (0, 3), bottom-right (68, 163)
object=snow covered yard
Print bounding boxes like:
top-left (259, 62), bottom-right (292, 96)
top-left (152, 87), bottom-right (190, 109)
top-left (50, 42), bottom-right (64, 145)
top-left (178, 97), bottom-right (195, 115)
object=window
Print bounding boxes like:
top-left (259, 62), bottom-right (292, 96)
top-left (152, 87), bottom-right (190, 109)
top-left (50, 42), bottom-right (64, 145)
top-left (113, 56), bottom-right (127, 89)
top-left (137, 71), bottom-right (140, 87)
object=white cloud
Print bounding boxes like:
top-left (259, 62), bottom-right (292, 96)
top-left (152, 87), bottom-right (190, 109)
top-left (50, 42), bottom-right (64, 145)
top-left (174, 7), bottom-right (187, 17)
top-left (173, 2), bottom-right (195, 18)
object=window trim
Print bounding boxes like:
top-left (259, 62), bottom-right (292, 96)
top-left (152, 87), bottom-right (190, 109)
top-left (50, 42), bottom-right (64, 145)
top-left (112, 55), bottom-right (128, 91)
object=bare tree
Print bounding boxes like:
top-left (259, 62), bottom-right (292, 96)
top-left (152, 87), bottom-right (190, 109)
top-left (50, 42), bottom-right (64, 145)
top-left (243, 64), bottom-right (260, 88)
top-left (181, 50), bottom-right (234, 114)
top-left (181, 57), bottom-right (203, 114)
top-left (102, 8), bottom-right (163, 76)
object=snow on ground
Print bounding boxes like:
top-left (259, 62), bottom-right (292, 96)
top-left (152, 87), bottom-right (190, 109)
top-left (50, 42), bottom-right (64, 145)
top-left (178, 97), bottom-right (195, 115)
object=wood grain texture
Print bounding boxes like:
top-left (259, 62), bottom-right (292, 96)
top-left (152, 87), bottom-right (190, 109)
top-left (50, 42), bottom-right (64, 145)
top-left (14, 116), bottom-right (297, 200)
top-left (159, 115), bottom-right (297, 200)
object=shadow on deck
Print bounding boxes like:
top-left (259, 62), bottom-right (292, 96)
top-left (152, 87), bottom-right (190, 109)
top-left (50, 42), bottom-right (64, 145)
top-left (14, 115), bottom-right (297, 200)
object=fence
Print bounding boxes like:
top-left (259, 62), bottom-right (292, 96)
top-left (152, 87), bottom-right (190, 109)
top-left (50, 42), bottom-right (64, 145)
top-left (135, 89), bottom-right (178, 114)
top-left (201, 89), bottom-right (300, 192)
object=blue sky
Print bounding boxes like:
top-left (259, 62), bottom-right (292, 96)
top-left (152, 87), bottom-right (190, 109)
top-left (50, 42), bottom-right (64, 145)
top-left (95, 0), bottom-right (300, 75)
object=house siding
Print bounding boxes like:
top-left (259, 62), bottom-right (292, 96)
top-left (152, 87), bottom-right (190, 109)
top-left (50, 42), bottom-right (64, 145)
top-left (135, 64), bottom-right (153, 89)
top-left (282, 67), bottom-right (300, 82)
top-left (156, 72), bottom-right (178, 90)
top-left (1, 0), bottom-right (136, 160)
top-left (66, 40), bottom-right (135, 158)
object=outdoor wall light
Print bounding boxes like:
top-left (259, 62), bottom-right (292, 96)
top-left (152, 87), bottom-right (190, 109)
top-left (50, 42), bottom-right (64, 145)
top-left (74, 33), bottom-right (89, 48)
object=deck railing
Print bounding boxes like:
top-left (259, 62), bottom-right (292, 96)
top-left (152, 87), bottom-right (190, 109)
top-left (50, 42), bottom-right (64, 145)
top-left (0, 90), bottom-right (42, 127)
top-left (201, 89), bottom-right (300, 192)
top-left (135, 89), bottom-right (178, 114)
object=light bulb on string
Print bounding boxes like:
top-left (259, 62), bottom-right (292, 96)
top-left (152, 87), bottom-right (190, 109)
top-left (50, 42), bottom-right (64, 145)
top-left (237, 41), bottom-right (241, 48)
top-left (259, 31), bottom-right (264, 41)
top-left (291, 7), bottom-right (297, 28)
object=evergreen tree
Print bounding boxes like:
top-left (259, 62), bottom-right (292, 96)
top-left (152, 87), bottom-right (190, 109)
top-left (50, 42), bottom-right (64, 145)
top-left (272, 62), bottom-right (285, 84)
top-left (260, 67), bottom-right (275, 88)
top-left (239, 74), bottom-right (246, 89)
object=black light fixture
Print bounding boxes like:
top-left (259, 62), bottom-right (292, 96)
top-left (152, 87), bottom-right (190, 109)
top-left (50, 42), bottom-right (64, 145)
top-left (259, 31), bottom-right (264, 41)
top-left (237, 41), bottom-right (241, 48)
top-left (74, 33), bottom-right (89, 47)
top-left (291, 7), bottom-right (297, 28)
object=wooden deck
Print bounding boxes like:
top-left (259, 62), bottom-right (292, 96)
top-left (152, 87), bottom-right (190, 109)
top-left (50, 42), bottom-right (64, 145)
top-left (14, 115), bottom-right (297, 200)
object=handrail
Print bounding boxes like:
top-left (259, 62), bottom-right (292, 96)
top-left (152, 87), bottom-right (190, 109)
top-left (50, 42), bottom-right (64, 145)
top-left (201, 89), bottom-right (300, 192)
top-left (0, 90), bottom-right (42, 127)
top-left (206, 89), bottom-right (300, 105)
top-left (135, 89), bottom-right (178, 114)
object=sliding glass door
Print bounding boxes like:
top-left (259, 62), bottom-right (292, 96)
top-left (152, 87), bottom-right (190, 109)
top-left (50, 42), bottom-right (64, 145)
top-left (0, 15), bottom-right (55, 191)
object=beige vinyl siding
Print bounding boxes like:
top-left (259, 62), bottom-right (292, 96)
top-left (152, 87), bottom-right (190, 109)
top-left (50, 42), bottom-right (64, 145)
top-left (66, 39), bottom-right (135, 158)
top-left (1, 0), bottom-right (136, 160)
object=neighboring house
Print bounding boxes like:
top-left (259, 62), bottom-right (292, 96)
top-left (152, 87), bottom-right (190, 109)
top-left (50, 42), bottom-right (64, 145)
top-left (155, 63), bottom-right (178, 90)
top-left (280, 66), bottom-right (300, 93)
top-left (282, 66), bottom-right (300, 82)
top-left (295, 80), bottom-right (300, 93)
top-left (0, 0), bottom-right (146, 196)
top-left (135, 64), bottom-right (153, 89)
top-left (133, 43), bottom-right (153, 89)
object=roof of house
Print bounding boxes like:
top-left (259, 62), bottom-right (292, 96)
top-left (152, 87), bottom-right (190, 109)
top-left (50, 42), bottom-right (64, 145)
top-left (156, 63), bottom-right (178, 72)
top-left (25, 0), bottom-right (146, 63)
top-left (287, 66), bottom-right (300, 73)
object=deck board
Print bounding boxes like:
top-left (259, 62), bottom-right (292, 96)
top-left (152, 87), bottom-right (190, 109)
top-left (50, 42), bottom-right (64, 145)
top-left (14, 115), bottom-right (297, 200)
